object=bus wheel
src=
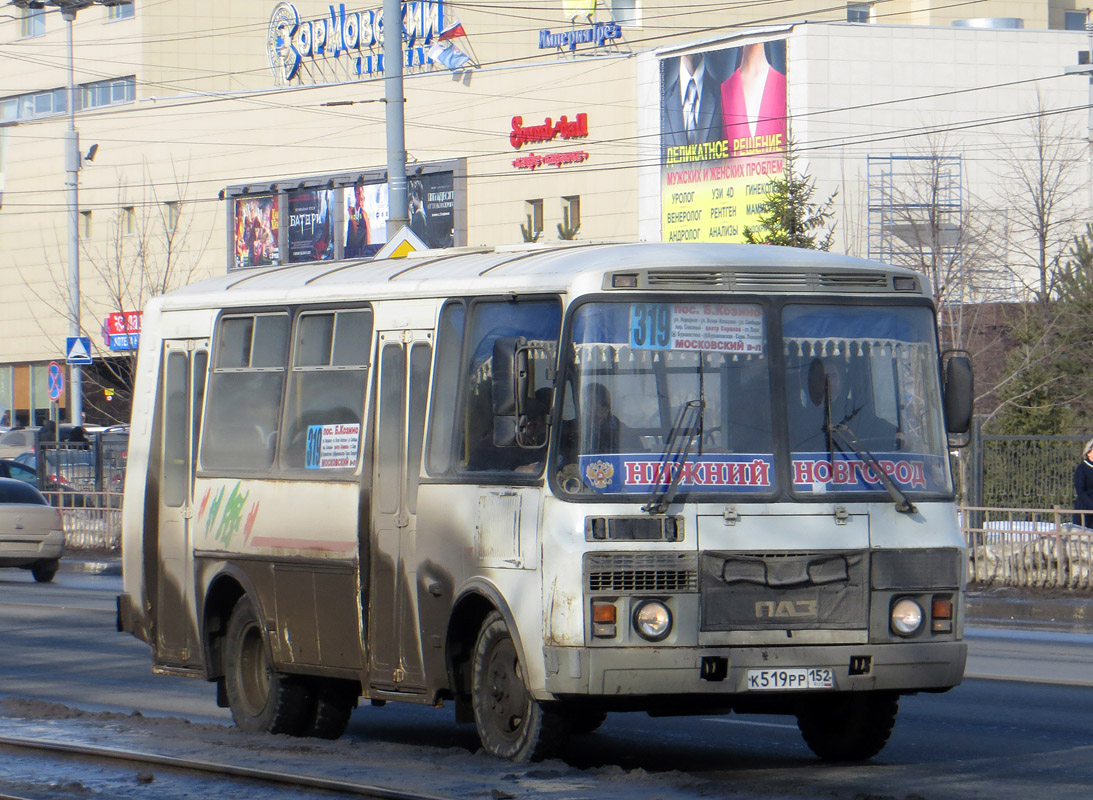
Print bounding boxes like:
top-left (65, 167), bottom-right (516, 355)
top-left (471, 611), bottom-right (565, 761)
top-left (224, 597), bottom-right (310, 736)
top-left (564, 707), bottom-right (607, 735)
top-left (305, 679), bottom-right (357, 740)
top-left (796, 692), bottom-right (899, 762)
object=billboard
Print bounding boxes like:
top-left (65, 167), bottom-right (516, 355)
top-left (660, 39), bottom-right (787, 243)
top-left (344, 172), bottom-right (455, 258)
top-left (344, 183), bottom-right (389, 259)
top-left (233, 195), bottom-right (281, 268)
top-left (287, 188), bottom-right (335, 263)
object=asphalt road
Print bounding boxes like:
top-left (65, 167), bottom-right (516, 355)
top-left (1, 567), bottom-right (1091, 800)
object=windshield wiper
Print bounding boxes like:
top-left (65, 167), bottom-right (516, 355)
top-left (642, 399), bottom-right (703, 515)
top-left (826, 421), bottom-right (918, 515)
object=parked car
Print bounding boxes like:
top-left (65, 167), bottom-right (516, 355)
top-left (0, 478), bottom-right (64, 582)
top-left (0, 458), bottom-right (38, 487)
top-left (13, 451), bottom-right (96, 506)
top-left (0, 428), bottom-right (37, 459)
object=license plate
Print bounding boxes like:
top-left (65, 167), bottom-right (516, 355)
top-left (746, 668), bottom-right (835, 690)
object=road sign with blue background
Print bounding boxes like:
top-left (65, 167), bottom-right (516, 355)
top-left (66, 336), bottom-right (93, 365)
top-left (47, 362), bottom-right (64, 402)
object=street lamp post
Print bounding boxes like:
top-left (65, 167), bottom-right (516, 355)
top-left (10, 0), bottom-right (130, 426)
top-left (382, 0), bottom-right (409, 236)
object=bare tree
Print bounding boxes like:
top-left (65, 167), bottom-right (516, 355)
top-left (22, 161), bottom-right (212, 424)
top-left (989, 92), bottom-right (1086, 304)
top-left (866, 135), bottom-right (1007, 351)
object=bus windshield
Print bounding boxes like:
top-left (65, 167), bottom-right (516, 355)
top-left (783, 303), bottom-right (951, 497)
top-left (555, 300), bottom-right (775, 498)
top-left (552, 300), bottom-right (951, 500)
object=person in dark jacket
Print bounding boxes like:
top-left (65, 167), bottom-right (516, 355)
top-left (1073, 438), bottom-right (1093, 527)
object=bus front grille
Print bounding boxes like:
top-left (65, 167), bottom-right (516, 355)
top-left (585, 552), bottom-right (698, 594)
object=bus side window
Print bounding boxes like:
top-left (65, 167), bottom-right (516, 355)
top-left (201, 313), bottom-right (289, 471)
top-left (457, 298), bottom-right (560, 477)
top-left (281, 309), bottom-right (371, 470)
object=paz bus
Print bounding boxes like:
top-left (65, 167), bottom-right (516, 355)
top-left (117, 242), bottom-right (972, 762)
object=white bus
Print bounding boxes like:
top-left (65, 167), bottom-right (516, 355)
top-left (117, 242), bottom-right (973, 762)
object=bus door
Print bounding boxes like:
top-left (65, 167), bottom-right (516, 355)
top-left (369, 330), bottom-right (432, 692)
top-left (155, 339), bottom-right (208, 667)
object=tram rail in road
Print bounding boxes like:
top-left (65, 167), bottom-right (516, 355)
top-left (0, 733), bottom-right (453, 800)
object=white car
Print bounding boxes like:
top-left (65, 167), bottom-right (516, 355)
top-left (0, 478), bottom-right (65, 582)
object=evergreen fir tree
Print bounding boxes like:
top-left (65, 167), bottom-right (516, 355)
top-left (743, 148), bottom-right (837, 250)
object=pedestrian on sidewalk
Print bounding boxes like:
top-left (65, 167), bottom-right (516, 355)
top-left (1072, 438), bottom-right (1093, 528)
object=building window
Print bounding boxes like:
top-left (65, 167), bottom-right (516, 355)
top-left (122, 206), bottom-right (136, 236)
top-left (1, 77), bottom-right (132, 123)
top-left (81, 76), bottom-right (136, 111)
top-left (164, 201), bottom-right (180, 231)
top-left (80, 210), bottom-right (93, 239)
top-left (1065, 10), bottom-right (1088, 30)
top-left (107, 3), bottom-right (135, 20)
top-left (19, 8), bottom-right (45, 39)
top-left (561, 195), bottom-right (581, 238)
top-left (847, 3), bottom-right (872, 23)
top-left (609, 0), bottom-right (640, 27)
top-left (524, 199), bottom-right (543, 241)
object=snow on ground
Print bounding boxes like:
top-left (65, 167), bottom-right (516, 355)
top-left (0, 699), bottom-right (732, 800)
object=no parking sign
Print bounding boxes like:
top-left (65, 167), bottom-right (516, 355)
top-left (47, 362), bottom-right (64, 403)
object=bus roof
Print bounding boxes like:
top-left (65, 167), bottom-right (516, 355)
top-left (154, 242), bottom-right (926, 311)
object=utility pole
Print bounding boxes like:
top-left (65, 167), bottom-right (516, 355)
top-left (383, 0), bottom-right (409, 236)
top-left (10, 0), bottom-right (131, 426)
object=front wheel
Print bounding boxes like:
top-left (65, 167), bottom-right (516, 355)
top-left (796, 692), bottom-right (899, 762)
top-left (223, 597), bottom-right (310, 735)
top-left (471, 611), bottom-right (566, 761)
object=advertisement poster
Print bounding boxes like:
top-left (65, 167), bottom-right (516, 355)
top-left (233, 196), bottom-right (280, 269)
top-left (660, 39), bottom-right (787, 243)
top-left (407, 171), bottom-right (455, 249)
top-left (287, 188), bottom-right (334, 263)
top-left (344, 183), bottom-right (388, 259)
top-left (344, 172), bottom-right (456, 258)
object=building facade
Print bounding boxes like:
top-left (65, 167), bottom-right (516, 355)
top-left (0, 0), bottom-right (1089, 425)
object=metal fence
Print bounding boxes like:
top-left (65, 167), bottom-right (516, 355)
top-left (965, 425), bottom-right (1087, 509)
top-left (47, 491), bottom-right (122, 551)
top-left (961, 505), bottom-right (1093, 589)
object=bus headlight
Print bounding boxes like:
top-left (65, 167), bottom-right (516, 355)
top-left (633, 600), bottom-right (672, 642)
top-left (890, 597), bottom-right (924, 637)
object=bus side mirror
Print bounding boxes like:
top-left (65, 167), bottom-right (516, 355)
top-left (942, 352), bottom-right (973, 434)
top-left (492, 336), bottom-right (529, 446)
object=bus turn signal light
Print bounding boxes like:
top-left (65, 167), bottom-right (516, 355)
top-left (931, 596), bottom-right (953, 633)
top-left (592, 602), bottom-right (617, 638)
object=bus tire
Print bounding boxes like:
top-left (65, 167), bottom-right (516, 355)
top-left (306, 679), bottom-right (357, 740)
top-left (224, 596), bottom-right (310, 736)
top-left (471, 611), bottom-right (566, 761)
top-left (796, 692), bottom-right (899, 762)
top-left (564, 707), bottom-right (607, 735)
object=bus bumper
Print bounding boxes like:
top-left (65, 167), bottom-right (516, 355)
top-left (542, 640), bottom-right (967, 697)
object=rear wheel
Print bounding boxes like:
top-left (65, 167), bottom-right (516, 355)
top-left (31, 560), bottom-right (58, 583)
top-left (304, 679), bottom-right (358, 740)
top-left (223, 597), bottom-right (310, 735)
top-left (471, 611), bottom-right (566, 761)
top-left (564, 707), bottom-right (607, 735)
top-left (796, 692), bottom-right (899, 762)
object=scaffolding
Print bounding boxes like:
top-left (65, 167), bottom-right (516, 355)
top-left (867, 154), bottom-right (963, 273)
